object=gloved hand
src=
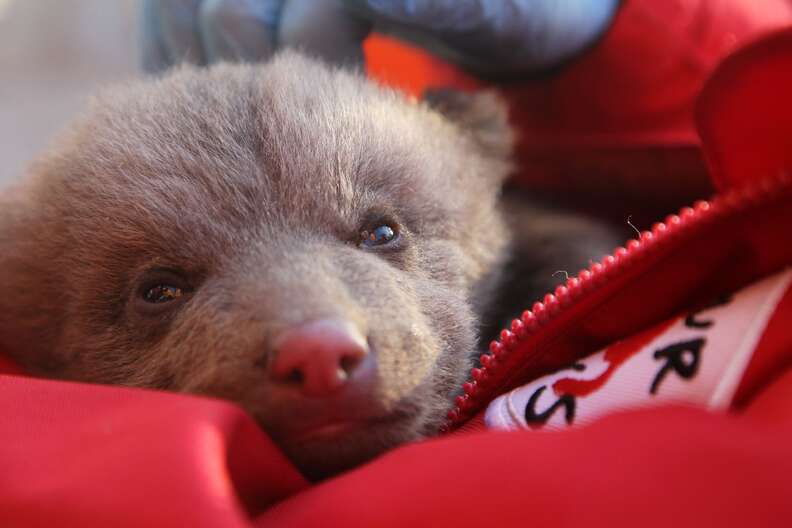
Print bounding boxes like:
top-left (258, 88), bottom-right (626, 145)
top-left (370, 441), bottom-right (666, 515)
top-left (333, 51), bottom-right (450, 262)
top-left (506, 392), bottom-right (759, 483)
top-left (142, 0), bottom-right (620, 79)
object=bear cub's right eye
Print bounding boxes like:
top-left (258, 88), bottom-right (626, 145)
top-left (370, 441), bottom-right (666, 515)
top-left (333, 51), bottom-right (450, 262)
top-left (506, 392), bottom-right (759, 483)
top-left (358, 222), bottom-right (400, 249)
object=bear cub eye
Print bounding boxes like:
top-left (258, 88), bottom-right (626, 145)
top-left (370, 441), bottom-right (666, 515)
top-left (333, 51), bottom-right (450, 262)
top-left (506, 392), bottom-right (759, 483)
top-left (143, 284), bottom-right (183, 304)
top-left (358, 223), bottom-right (399, 248)
top-left (135, 269), bottom-right (192, 313)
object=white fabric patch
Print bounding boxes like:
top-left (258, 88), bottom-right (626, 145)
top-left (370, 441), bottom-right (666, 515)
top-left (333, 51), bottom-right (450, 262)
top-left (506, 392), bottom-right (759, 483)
top-left (485, 268), bottom-right (792, 432)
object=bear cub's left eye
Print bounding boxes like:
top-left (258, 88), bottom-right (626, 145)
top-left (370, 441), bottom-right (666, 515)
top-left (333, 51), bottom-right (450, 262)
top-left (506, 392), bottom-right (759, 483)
top-left (134, 269), bottom-right (192, 314)
top-left (359, 223), bottom-right (399, 248)
top-left (143, 284), bottom-right (183, 303)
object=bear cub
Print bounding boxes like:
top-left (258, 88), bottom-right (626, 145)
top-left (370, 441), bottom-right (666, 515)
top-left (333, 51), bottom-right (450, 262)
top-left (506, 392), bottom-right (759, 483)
top-left (0, 53), bottom-right (618, 479)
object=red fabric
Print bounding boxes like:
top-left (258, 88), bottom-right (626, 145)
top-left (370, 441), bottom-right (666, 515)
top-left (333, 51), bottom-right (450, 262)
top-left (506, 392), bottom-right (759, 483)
top-left (696, 28), bottom-right (792, 192)
top-left (733, 268), bottom-right (792, 408)
top-left (4, 370), bottom-right (791, 527)
top-left (260, 377), bottom-right (792, 528)
top-left (0, 376), bottom-right (307, 527)
top-left (365, 0), bottom-right (792, 223)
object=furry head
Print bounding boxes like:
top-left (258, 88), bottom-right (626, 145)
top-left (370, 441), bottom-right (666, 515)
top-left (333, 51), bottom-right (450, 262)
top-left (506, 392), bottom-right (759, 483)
top-left (0, 53), bottom-right (513, 478)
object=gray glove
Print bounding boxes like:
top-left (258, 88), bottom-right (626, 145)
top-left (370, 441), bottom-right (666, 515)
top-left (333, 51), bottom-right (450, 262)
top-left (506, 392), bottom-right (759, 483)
top-left (142, 0), bottom-right (620, 79)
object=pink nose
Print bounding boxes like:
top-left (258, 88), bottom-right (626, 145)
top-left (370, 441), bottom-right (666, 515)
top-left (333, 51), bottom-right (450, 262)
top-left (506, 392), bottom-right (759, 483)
top-left (270, 319), bottom-right (370, 397)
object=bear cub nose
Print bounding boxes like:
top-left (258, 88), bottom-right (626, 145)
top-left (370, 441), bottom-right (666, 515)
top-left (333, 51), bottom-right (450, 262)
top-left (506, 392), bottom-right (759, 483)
top-left (270, 319), bottom-right (371, 397)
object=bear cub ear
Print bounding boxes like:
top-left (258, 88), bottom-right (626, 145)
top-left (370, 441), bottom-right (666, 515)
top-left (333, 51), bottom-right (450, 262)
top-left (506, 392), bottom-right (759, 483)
top-left (423, 88), bottom-right (515, 162)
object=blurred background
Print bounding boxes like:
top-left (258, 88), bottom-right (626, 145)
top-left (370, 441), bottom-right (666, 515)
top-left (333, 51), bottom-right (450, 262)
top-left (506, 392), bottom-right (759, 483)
top-left (0, 0), bottom-right (139, 184)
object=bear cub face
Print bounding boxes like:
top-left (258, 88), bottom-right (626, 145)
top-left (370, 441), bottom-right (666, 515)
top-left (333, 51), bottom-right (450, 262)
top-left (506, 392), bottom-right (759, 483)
top-left (0, 53), bottom-right (513, 479)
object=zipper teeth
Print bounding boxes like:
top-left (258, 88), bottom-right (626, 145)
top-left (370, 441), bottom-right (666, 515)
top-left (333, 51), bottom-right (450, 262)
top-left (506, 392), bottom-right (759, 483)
top-left (442, 172), bottom-right (792, 431)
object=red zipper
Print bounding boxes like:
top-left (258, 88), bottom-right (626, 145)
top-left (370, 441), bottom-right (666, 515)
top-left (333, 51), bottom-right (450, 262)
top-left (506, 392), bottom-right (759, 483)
top-left (443, 171), bottom-right (792, 431)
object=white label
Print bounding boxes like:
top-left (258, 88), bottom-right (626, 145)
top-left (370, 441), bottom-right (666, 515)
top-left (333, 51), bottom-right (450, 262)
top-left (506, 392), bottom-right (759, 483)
top-left (485, 269), bottom-right (792, 432)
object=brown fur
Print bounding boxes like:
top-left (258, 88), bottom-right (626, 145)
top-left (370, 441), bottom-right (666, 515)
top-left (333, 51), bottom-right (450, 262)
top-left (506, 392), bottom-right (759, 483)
top-left (0, 52), bottom-right (618, 478)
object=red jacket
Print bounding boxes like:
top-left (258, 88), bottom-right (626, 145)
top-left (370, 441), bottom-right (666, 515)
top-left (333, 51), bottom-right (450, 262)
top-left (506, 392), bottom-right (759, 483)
top-left (365, 0), bottom-right (792, 223)
top-left (2, 4), bottom-right (792, 527)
